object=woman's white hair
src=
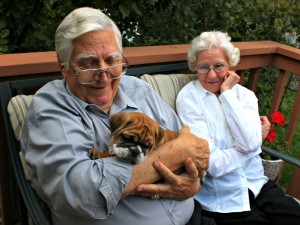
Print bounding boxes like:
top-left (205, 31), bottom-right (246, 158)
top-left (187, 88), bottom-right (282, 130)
top-left (187, 31), bottom-right (240, 71)
top-left (55, 7), bottom-right (122, 70)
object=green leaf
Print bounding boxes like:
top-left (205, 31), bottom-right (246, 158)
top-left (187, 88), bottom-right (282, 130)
top-left (0, 20), bottom-right (6, 29)
top-left (0, 28), bottom-right (9, 38)
top-left (132, 3), bottom-right (142, 16)
top-left (0, 45), bottom-right (9, 53)
top-left (43, 0), bottom-right (51, 11)
top-left (119, 2), bottom-right (131, 18)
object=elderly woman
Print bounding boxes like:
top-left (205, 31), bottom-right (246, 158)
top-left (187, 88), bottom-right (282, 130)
top-left (176, 31), bottom-right (300, 225)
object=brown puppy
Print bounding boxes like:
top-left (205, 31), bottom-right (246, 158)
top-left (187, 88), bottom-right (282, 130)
top-left (89, 112), bottom-right (178, 164)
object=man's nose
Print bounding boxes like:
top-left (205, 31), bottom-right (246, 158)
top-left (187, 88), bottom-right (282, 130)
top-left (95, 70), bottom-right (110, 82)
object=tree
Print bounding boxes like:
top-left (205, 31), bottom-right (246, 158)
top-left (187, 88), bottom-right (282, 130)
top-left (0, 0), bottom-right (299, 54)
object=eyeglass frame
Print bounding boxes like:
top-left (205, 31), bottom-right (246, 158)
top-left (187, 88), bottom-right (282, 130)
top-left (71, 52), bottom-right (130, 85)
top-left (197, 63), bottom-right (228, 74)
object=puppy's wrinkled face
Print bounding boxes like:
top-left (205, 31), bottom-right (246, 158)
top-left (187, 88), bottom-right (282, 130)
top-left (108, 112), bottom-right (164, 164)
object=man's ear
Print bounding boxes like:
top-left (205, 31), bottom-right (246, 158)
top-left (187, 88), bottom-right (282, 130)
top-left (57, 54), bottom-right (68, 78)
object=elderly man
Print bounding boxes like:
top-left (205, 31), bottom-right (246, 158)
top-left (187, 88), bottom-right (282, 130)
top-left (21, 7), bottom-right (210, 225)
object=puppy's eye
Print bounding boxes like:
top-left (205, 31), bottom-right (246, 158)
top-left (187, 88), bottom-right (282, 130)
top-left (144, 142), bottom-right (150, 147)
top-left (123, 134), bottom-right (132, 140)
top-left (122, 134), bottom-right (138, 142)
top-left (123, 134), bottom-right (130, 139)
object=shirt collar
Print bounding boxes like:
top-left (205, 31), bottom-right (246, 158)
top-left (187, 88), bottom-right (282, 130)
top-left (110, 87), bottom-right (138, 114)
top-left (65, 81), bottom-right (138, 115)
top-left (194, 80), bottom-right (211, 98)
top-left (66, 82), bottom-right (89, 109)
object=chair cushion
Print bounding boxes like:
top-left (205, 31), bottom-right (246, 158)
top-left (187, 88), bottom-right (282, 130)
top-left (140, 73), bottom-right (197, 111)
top-left (7, 95), bottom-right (33, 181)
top-left (7, 95), bottom-right (33, 141)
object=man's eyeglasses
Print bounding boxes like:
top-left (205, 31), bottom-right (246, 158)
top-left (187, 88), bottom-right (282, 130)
top-left (72, 53), bottom-right (129, 85)
top-left (197, 63), bottom-right (228, 74)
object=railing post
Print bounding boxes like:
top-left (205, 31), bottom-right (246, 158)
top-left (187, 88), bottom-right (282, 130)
top-left (286, 82), bottom-right (300, 145)
top-left (269, 69), bottom-right (288, 114)
top-left (237, 70), bottom-right (246, 84)
top-left (247, 68), bottom-right (260, 91)
top-left (286, 154), bottom-right (300, 200)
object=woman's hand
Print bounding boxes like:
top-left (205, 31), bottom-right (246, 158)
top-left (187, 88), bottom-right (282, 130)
top-left (260, 115), bottom-right (271, 141)
top-left (136, 157), bottom-right (201, 200)
top-left (220, 70), bottom-right (240, 93)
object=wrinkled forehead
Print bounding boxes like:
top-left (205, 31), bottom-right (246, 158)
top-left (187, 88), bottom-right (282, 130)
top-left (71, 30), bottom-right (120, 62)
top-left (75, 52), bottom-right (122, 62)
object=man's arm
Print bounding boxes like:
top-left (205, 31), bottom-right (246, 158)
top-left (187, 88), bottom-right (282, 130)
top-left (122, 125), bottom-right (209, 199)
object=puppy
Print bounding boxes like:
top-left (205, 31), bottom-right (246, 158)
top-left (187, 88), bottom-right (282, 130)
top-left (89, 112), bottom-right (178, 164)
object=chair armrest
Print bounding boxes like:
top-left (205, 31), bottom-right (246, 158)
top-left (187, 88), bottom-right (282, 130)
top-left (262, 145), bottom-right (300, 168)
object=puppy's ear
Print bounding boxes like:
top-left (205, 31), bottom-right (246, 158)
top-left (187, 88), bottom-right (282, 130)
top-left (109, 112), bottom-right (130, 133)
top-left (155, 126), bottom-right (165, 146)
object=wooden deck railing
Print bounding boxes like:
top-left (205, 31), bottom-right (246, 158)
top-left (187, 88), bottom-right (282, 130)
top-left (1, 40), bottom-right (299, 144)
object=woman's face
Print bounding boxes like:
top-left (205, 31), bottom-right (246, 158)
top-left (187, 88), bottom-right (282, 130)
top-left (61, 30), bottom-right (121, 113)
top-left (196, 47), bottom-right (229, 95)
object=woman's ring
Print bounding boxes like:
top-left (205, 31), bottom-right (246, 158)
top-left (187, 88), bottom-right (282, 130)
top-left (151, 193), bottom-right (160, 200)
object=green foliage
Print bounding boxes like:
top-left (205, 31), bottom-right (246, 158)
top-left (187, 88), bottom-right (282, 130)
top-left (262, 127), bottom-right (290, 160)
top-left (280, 121), bottom-right (300, 188)
top-left (1, 0), bottom-right (299, 53)
top-left (254, 67), bottom-right (295, 160)
top-left (247, 65), bottom-right (299, 187)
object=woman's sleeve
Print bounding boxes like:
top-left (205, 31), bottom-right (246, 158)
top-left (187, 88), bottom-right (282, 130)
top-left (219, 88), bottom-right (262, 153)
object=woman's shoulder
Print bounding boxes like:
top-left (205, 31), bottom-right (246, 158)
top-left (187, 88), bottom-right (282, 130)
top-left (179, 79), bottom-right (197, 93)
top-left (233, 84), bottom-right (256, 96)
top-left (178, 80), bottom-right (201, 98)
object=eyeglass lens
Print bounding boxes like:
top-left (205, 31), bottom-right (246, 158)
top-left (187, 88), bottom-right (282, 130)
top-left (198, 64), bottom-right (227, 74)
top-left (77, 55), bottom-right (128, 84)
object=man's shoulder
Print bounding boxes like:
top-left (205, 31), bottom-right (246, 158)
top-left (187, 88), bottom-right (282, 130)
top-left (120, 75), bottom-right (150, 88)
top-left (32, 79), bottom-right (77, 112)
top-left (119, 75), bottom-right (155, 95)
top-left (36, 79), bottom-right (66, 95)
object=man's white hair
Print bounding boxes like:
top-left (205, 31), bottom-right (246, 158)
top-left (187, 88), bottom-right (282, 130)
top-left (55, 7), bottom-right (122, 70)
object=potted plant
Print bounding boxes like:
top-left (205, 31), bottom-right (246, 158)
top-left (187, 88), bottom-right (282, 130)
top-left (261, 111), bottom-right (290, 182)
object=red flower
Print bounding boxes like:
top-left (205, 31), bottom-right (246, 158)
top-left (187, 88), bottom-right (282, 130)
top-left (269, 111), bottom-right (284, 126)
top-left (266, 111), bottom-right (285, 143)
top-left (266, 128), bottom-right (276, 142)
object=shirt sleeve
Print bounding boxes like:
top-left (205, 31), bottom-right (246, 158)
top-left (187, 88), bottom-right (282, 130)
top-left (21, 104), bottom-right (131, 219)
top-left (219, 88), bottom-right (262, 153)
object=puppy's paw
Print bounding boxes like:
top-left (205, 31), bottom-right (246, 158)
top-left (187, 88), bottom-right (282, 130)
top-left (113, 143), bottom-right (146, 164)
top-left (88, 148), bottom-right (111, 160)
top-left (89, 148), bottom-right (101, 160)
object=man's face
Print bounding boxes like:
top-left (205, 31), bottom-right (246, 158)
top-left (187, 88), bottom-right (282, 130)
top-left (62, 30), bottom-right (121, 113)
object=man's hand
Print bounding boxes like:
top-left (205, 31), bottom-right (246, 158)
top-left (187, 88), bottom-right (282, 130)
top-left (174, 125), bottom-right (209, 175)
top-left (122, 125), bottom-right (209, 198)
top-left (136, 157), bottom-right (201, 200)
